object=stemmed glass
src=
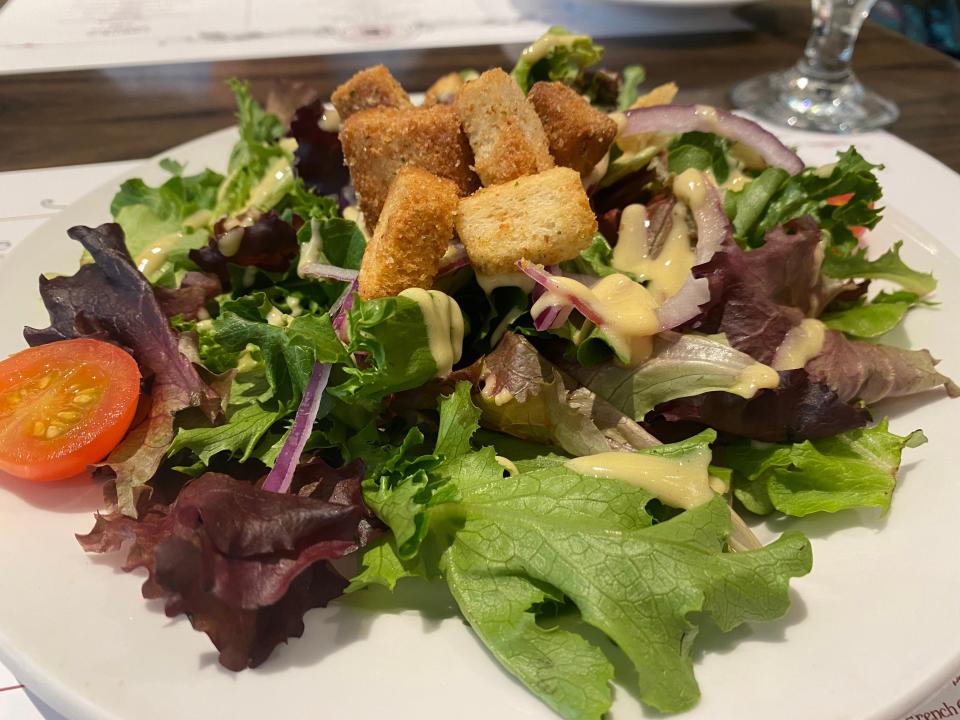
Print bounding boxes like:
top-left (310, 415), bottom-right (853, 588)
top-left (731, 0), bottom-right (898, 133)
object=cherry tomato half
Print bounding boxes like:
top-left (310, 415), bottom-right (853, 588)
top-left (0, 339), bottom-right (141, 482)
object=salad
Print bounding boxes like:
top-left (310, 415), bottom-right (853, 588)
top-left (1, 27), bottom-right (956, 720)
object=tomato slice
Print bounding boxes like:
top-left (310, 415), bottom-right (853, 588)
top-left (0, 339), bottom-right (141, 482)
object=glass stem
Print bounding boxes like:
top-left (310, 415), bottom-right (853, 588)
top-left (799, 0), bottom-right (874, 81)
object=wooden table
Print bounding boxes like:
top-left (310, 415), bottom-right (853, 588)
top-left (1, 1), bottom-right (958, 173)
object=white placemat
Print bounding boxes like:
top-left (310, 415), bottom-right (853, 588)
top-left (0, 127), bottom-right (958, 719)
top-left (0, 0), bottom-right (748, 75)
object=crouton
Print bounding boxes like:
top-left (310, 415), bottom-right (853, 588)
top-left (330, 65), bottom-right (412, 121)
top-left (454, 68), bottom-right (554, 186)
top-left (424, 72), bottom-right (468, 106)
top-left (455, 167), bottom-right (596, 275)
top-left (358, 166), bottom-right (459, 299)
top-left (527, 81), bottom-right (617, 176)
top-left (340, 105), bottom-right (479, 228)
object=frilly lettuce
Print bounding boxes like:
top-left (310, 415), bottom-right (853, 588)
top-left (727, 419), bottom-right (926, 516)
top-left (351, 382), bottom-right (812, 717)
top-left (110, 161), bottom-right (222, 286)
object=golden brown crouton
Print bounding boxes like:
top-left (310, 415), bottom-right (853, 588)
top-left (454, 68), bottom-right (554, 186)
top-left (455, 167), bottom-right (597, 275)
top-left (527, 81), bottom-right (617, 176)
top-left (423, 72), bottom-right (468, 107)
top-left (330, 65), bottom-right (412, 121)
top-left (340, 105), bottom-right (479, 228)
top-left (358, 166), bottom-right (459, 299)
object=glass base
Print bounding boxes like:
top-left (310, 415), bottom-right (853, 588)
top-left (731, 64), bottom-right (899, 133)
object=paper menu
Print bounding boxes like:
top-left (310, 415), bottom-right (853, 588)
top-left (0, 0), bottom-right (748, 74)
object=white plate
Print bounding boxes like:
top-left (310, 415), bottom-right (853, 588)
top-left (1, 126), bottom-right (960, 720)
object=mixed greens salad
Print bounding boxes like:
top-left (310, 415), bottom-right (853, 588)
top-left (3, 27), bottom-right (957, 720)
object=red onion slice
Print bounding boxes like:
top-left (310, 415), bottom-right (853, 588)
top-left (623, 104), bottom-right (804, 176)
top-left (438, 243), bottom-right (470, 276)
top-left (261, 362), bottom-right (331, 494)
top-left (300, 262), bottom-right (359, 283)
top-left (518, 259), bottom-right (604, 326)
top-left (656, 276), bottom-right (711, 330)
top-left (330, 277), bottom-right (358, 343)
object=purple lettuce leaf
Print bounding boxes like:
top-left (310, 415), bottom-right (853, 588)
top-left (475, 332), bottom-right (660, 453)
top-left (289, 98), bottom-right (350, 198)
top-left (24, 223), bottom-right (221, 514)
top-left (77, 470), bottom-right (370, 671)
top-left (651, 369), bottom-right (870, 443)
top-left (189, 211), bottom-right (299, 288)
top-left (266, 80), bottom-right (323, 128)
top-left (805, 330), bottom-right (960, 404)
top-left (689, 216), bottom-right (843, 363)
top-left (154, 271), bottom-right (222, 321)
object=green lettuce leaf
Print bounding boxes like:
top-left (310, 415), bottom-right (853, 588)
top-left (821, 240), bottom-right (936, 296)
top-left (725, 147), bottom-right (883, 252)
top-left (202, 293), bottom-right (348, 405)
top-left (615, 64), bottom-right (646, 111)
top-left (110, 164), bottom-right (223, 286)
top-left (330, 295), bottom-right (440, 401)
top-left (820, 290), bottom-right (922, 338)
top-left (511, 26), bottom-right (603, 93)
top-left (353, 383), bottom-right (813, 718)
top-left (667, 131), bottom-right (731, 184)
top-left (213, 79), bottom-right (292, 222)
top-left (726, 419), bottom-right (926, 517)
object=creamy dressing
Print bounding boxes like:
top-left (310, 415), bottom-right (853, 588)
top-left (613, 203), bottom-right (694, 302)
top-left (286, 296), bottom-right (303, 317)
top-left (266, 307), bottom-right (288, 327)
top-left (134, 209), bottom-right (213, 277)
top-left (520, 32), bottom-right (589, 65)
top-left (476, 272), bottom-right (536, 295)
top-left (246, 156), bottom-right (294, 214)
top-left (772, 319), bottom-right (827, 370)
top-left (297, 218), bottom-right (324, 278)
top-left (535, 272), bottom-right (660, 364)
top-left (672, 168), bottom-right (711, 211)
top-left (495, 456), bottom-right (519, 476)
top-left (566, 445), bottom-right (714, 510)
top-left (217, 227), bottom-right (244, 257)
top-left (320, 106), bottom-right (341, 132)
top-left (136, 232), bottom-right (185, 277)
top-left (399, 288), bottom-right (464, 377)
top-left (728, 363), bottom-right (780, 397)
top-left (693, 105), bottom-right (722, 133)
top-left (813, 162), bottom-right (837, 178)
top-left (341, 206), bottom-right (371, 242)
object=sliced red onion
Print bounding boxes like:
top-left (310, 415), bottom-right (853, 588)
top-left (261, 362), bottom-right (331, 494)
top-left (330, 277), bottom-right (358, 343)
top-left (518, 259), bottom-right (604, 326)
top-left (533, 304), bottom-right (573, 331)
top-left (687, 178), bottom-right (732, 265)
top-left (300, 262), bottom-right (359, 283)
top-left (656, 276), bottom-right (711, 330)
top-left (623, 104), bottom-right (804, 176)
top-left (438, 243), bottom-right (470, 276)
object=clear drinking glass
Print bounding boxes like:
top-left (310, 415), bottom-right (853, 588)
top-left (731, 0), bottom-right (899, 133)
